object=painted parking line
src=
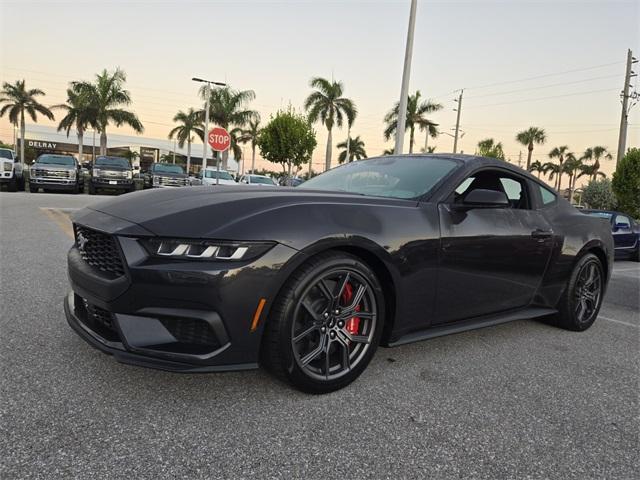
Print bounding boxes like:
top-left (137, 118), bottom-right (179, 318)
top-left (40, 208), bottom-right (74, 239)
top-left (599, 315), bottom-right (639, 328)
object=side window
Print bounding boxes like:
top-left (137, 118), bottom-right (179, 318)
top-left (616, 215), bottom-right (631, 229)
top-left (452, 170), bottom-right (530, 209)
top-left (538, 184), bottom-right (557, 206)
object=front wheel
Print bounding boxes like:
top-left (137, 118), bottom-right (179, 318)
top-left (262, 252), bottom-right (385, 393)
top-left (555, 253), bottom-right (605, 331)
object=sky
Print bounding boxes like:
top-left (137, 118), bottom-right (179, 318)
top-left (1, 0), bottom-right (639, 180)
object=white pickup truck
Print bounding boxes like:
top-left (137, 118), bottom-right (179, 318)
top-left (0, 148), bottom-right (25, 192)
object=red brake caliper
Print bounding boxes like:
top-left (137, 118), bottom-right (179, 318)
top-left (340, 282), bottom-right (361, 335)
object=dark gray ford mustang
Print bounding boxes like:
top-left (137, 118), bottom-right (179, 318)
top-left (65, 154), bottom-right (613, 392)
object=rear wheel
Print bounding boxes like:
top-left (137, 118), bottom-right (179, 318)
top-left (556, 253), bottom-right (604, 331)
top-left (262, 252), bottom-right (384, 393)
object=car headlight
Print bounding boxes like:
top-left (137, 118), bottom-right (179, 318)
top-left (142, 239), bottom-right (275, 261)
top-left (30, 167), bottom-right (37, 176)
top-left (92, 168), bottom-right (101, 177)
top-left (3, 163), bottom-right (12, 172)
top-left (126, 171), bottom-right (132, 179)
top-left (69, 170), bottom-right (77, 179)
top-left (152, 175), bottom-right (160, 185)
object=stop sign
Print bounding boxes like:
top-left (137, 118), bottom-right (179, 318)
top-left (208, 127), bottom-right (231, 152)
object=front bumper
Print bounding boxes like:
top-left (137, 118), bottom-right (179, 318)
top-left (65, 213), bottom-right (302, 372)
top-left (91, 178), bottom-right (133, 190)
top-left (30, 179), bottom-right (77, 191)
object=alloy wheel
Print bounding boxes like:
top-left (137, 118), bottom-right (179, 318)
top-left (574, 261), bottom-right (602, 324)
top-left (291, 268), bottom-right (377, 381)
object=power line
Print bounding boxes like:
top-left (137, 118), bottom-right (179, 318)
top-left (465, 88), bottom-right (618, 109)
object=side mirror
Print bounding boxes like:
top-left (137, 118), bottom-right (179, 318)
top-left (461, 189), bottom-right (509, 208)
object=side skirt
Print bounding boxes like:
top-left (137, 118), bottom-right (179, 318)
top-left (387, 306), bottom-right (557, 347)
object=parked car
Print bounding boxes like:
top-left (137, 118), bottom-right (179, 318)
top-left (278, 175), bottom-right (305, 187)
top-left (29, 154), bottom-right (82, 193)
top-left (239, 174), bottom-right (277, 186)
top-left (143, 163), bottom-right (189, 188)
top-left (200, 167), bottom-right (237, 186)
top-left (582, 210), bottom-right (639, 261)
top-left (89, 156), bottom-right (134, 195)
top-left (0, 147), bottom-right (24, 191)
top-left (64, 154), bottom-right (613, 393)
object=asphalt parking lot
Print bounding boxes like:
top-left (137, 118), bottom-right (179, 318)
top-left (1, 191), bottom-right (638, 479)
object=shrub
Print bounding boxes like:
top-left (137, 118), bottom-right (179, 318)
top-left (612, 148), bottom-right (640, 219)
top-left (581, 178), bottom-right (617, 210)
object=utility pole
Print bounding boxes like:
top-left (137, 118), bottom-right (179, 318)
top-left (453, 89), bottom-right (464, 153)
top-left (616, 49), bottom-right (638, 166)
top-left (172, 139), bottom-right (176, 163)
top-left (394, 0), bottom-right (418, 155)
top-left (192, 77), bottom-right (226, 180)
top-left (518, 151), bottom-right (522, 168)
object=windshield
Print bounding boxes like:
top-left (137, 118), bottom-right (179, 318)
top-left (584, 211), bottom-right (613, 220)
top-left (0, 149), bottom-right (13, 160)
top-left (249, 175), bottom-right (276, 185)
top-left (301, 156), bottom-right (459, 199)
top-left (95, 156), bottom-right (131, 168)
top-left (153, 163), bottom-right (184, 174)
top-left (35, 155), bottom-right (75, 166)
top-left (204, 170), bottom-right (234, 180)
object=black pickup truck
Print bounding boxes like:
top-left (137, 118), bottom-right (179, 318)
top-left (89, 156), bottom-right (134, 195)
top-left (143, 162), bottom-right (189, 188)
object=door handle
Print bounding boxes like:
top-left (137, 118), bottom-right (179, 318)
top-left (531, 229), bottom-right (553, 239)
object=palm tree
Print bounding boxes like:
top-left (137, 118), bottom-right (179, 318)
top-left (476, 138), bottom-right (505, 159)
top-left (384, 90), bottom-right (442, 154)
top-left (304, 77), bottom-right (356, 171)
top-left (52, 84), bottom-right (96, 164)
top-left (240, 114), bottom-right (261, 173)
top-left (0, 79), bottom-right (54, 166)
top-left (382, 148), bottom-right (394, 156)
top-left (542, 161), bottom-right (561, 188)
top-left (528, 160), bottom-right (545, 178)
top-left (423, 146), bottom-right (436, 153)
top-left (548, 145), bottom-right (569, 191)
top-left (198, 86), bottom-right (256, 170)
top-left (229, 127), bottom-right (244, 169)
top-left (337, 136), bottom-right (367, 163)
top-left (563, 152), bottom-right (583, 200)
top-left (168, 108), bottom-right (202, 175)
top-left (515, 127), bottom-right (546, 170)
top-left (73, 68), bottom-right (143, 156)
top-left (582, 146), bottom-right (612, 182)
top-left (578, 163), bottom-right (606, 182)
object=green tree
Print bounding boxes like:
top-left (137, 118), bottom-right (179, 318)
top-left (582, 178), bottom-right (617, 210)
top-left (168, 108), bottom-right (203, 175)
top-left (258, 109), bottom-right (317, 176)
top-left (384, 90), bottom-right (442, 154)
top-left (582, 146), bottom-right (612, 182)
top-left (53, 84), bottom-right (96, 163)
top-left (542, 161), bottom-right (562, 188)
top-left (515, 126), bottom-right (546, 170)
top-left (304, 77), bottom-right (356, 171)
top-left (476, 138), bottom-right (505, 160)
top-left (528, 160), bottom-right (545, 178)
top-left (240, 114), bottom-right (261, 173)
top-left (0, 79), bottom-right (54, 166)
top-left (548, 145), bottom-right (569, 191)
top-left (337, 135), bottom-right (367, 163)
top-left (612, 147), bottom-right (640, 219)
top-left (73, 68), bottom-right (143, 156)
top-left (382, 148), bottom-right (394, 156)
top-left (198, 86), bottom-right (256, 170)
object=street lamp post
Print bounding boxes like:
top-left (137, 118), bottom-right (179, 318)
top-left (394, 0), bottom-right (418, 155)
top-left (192, 77), bottom-right (226, 183)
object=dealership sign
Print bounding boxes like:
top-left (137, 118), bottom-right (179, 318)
top-left (208, 127), bottom-right (230, 152)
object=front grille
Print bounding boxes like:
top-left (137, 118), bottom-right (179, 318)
top-left (158, 317), bottom-right (220, 349)
top-left (34, 169), bottom-right (70, 178)
top-left (74, 225), bottom-right (126, 277)
top-left (155, 176), bottom-right (188, 187)
top-left (99, 169), bottom-right (128, 179)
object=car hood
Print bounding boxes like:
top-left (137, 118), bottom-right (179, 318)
top-left (152, 171), bottom-right (187, 178)
top-left (81, 185), bottom-right (412, 239)
top-left (95, 165), bottom-right (130, 171)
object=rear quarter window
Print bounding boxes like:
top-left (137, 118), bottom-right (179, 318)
top-left (538, 184), bottom-right (557, 206)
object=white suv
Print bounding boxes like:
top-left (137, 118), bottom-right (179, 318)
top-left (0, 148), bottom-right (24, 191)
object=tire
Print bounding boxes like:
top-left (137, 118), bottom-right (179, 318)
top-left (88, 183), bottom-right (96, 195)
top-left (262, 251), bottom-right (385, 393)
top-left (7, 177), bottom-right (17, 192)
top-left (72, 183), bottom-right (79, 194)
top-left (28, 183), bottom-right (39, 193)
top-left (18, 176), bottom-right (25, 191)
top-left (555, 253), bottom-right (605, 331)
